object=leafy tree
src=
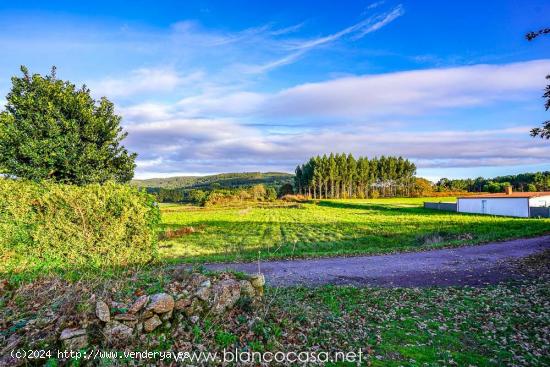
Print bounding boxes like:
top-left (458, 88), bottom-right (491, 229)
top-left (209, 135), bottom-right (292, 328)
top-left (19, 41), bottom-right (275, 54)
top-left (250, 184), bottom-right (267, 200)
top-left (438, 171), bottom-right (550, 193)
top-left (526, 28), bottom-right (550, 139)
top-left (0, 66), bottom-right (136, 184)
top-left (278, 183), bottom-right (294, 197)
top-left (413, 177), bottom-right (434, 197)
top-left (188, 189), bottom-right (207, 205)
top-left (266, 186), bottom-right (277, 201)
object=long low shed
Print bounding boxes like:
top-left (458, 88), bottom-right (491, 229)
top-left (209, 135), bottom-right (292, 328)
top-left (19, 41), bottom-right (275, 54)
top-left (457, 188), bottom-right (550, 218)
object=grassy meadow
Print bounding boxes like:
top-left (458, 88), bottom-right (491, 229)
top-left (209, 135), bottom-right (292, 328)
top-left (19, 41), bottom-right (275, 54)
top-left (158, 197), bottom-right (550, 263)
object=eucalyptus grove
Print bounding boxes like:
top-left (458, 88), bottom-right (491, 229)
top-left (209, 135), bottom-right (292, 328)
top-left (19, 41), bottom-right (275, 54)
top-left (294, 154), bottom-right (416, 198)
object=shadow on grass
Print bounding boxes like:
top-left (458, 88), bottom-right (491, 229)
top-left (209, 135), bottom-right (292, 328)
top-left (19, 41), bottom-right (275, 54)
top-left (317, 200), bottom-right (457, 216)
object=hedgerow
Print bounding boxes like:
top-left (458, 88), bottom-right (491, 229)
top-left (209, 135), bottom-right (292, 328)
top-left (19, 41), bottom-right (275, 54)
top-left (0, 179), bottom-right (160, 279)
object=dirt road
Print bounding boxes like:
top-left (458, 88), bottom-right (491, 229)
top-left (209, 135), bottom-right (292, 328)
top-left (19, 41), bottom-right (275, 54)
top-left (203, 235), bottom-right (550, 287)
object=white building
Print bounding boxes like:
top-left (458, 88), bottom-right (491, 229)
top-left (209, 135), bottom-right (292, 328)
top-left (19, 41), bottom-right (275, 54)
top-left (457, 187), bottom-right (550, 218)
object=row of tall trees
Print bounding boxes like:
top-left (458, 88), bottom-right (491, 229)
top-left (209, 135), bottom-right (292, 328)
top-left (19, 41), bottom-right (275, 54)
top-left (294, 154), bottom-right (416, 199)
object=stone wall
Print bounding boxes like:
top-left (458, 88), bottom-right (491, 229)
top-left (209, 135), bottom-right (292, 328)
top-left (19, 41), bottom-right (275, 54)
top-left (58, 272), bottom-right (265, 350)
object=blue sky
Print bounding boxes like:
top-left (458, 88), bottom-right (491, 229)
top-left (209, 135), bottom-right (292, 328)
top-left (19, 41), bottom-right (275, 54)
top-left (0, 0), bottom-right (549, 180)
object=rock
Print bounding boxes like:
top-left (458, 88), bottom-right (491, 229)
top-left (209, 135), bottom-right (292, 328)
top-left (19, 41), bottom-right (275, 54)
top-left (174, 298), bottom-right (192, 310)
top-left (184, 299), bottom-right (205, 317)
top-left (103, 321), bottom-right (134, 345)
top-left (146, 293), bottom-right (174, 314)
top-left (199, 279), bottom-right (211, 288)
top-left (249, 274), bottom-right (265, 288)
top-left (121, 320), bottom-right (138, 328)
top-left (187, 274), bottom-right (209, 289)
top-left (239, 280), bottom-right (255, 297)
top-left (194, 286), bottom-right (211, 301)
top-left (160, 310), bottom-right (173, 321)
top-left (249, 274), bottom-right (265, 297)
top-left (63, 335), bottom-right (88, 350)
top-left (114, 314), bottom-right (137, 321)
top-left (189, 315), bottom-right (199, 324)
top-left (141, 310), bottom-right (154, 319)
top-left (60, 328), bottom-right (86, 340)
top-left (128, 295), bottom-right (149, 314)
top-left (210, 279), bottom-right (241, 314)
top-left (255, 288), bottom-right (264, 297)
top-left (143, 315), bottom-right (162, 333)
top-left (96, 301), bottom-right (110, 322)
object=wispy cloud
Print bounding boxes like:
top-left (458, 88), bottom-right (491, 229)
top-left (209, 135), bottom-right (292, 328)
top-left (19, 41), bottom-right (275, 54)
top-left (352, 5), bottom-right (404, 39)
top-left (243, 5), bottom-right (405, 74)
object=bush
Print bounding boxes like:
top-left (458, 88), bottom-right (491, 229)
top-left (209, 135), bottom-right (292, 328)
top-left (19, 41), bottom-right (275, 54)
top-left (266, 187), bottom-right (277, 201)
top-left (280, 194), bottom-right (309, 202)
top-left (0, 180), bottom-right (160, 278)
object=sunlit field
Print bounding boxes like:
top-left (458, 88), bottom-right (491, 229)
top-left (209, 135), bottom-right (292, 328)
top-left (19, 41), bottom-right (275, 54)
top-left (159, 197), bottom-right (550, 263)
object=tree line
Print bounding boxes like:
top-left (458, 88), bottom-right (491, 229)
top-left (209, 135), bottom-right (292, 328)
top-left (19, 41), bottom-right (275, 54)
top-left (435, 171), bottom-right (550, 193)
top-left (294, 154), bottom-right (416, 199)
top-left (151, 184), bottom-right (285, 205)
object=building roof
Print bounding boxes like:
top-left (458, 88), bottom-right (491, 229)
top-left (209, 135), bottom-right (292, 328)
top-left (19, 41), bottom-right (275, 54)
top-left (458, 192), bottom-right (550, 199)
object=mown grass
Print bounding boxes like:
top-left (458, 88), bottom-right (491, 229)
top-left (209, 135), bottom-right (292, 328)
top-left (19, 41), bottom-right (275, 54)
top-left (159, 197), bottom-right (550, 263)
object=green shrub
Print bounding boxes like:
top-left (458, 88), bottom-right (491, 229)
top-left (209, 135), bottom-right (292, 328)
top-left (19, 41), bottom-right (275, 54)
top-left (0, 180), bottom-right (160, 278)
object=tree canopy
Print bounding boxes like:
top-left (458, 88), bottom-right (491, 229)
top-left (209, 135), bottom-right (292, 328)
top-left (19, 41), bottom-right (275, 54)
top-left (0, 66), bottom-right (136, 184)
top-left (435, 171), bottom-right (550, 193)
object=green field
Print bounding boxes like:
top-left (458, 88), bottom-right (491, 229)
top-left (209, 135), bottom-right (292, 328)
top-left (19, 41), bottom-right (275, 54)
top-left (159, 197), bottom-right (550, 263)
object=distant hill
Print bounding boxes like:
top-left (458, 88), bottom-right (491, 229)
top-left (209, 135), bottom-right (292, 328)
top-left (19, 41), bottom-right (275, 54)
top-left (132, 172), bottom-right (294, 190)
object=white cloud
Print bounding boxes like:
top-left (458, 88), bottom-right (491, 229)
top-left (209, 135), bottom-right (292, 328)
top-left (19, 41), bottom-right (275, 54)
top-left (264, 60), bottom-right (550, 119)
top-left (124, 111), bottom-right (550, 177)
top-left (176, 91), bottom-right (266, 117)
top-left (118, 103), bottom-right (173, 122)
top-left (153, 59), bottom-right (550, 121)
top-left (93, 68), bottom-right (203, 98)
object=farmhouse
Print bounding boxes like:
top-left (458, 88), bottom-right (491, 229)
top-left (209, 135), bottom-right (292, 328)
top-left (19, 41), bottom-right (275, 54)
top-left (457, 187), bottom-right (550, 218)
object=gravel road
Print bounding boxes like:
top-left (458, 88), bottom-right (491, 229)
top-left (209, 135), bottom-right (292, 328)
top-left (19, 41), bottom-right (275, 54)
top-left (203, 235), bottom-right (550, 287)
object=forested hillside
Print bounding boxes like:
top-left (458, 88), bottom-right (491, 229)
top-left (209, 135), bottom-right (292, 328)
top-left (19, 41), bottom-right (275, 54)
top-left (132, 172), bottom-right (294, 203)
top-left (132, 172), bottom-right (293, 189)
